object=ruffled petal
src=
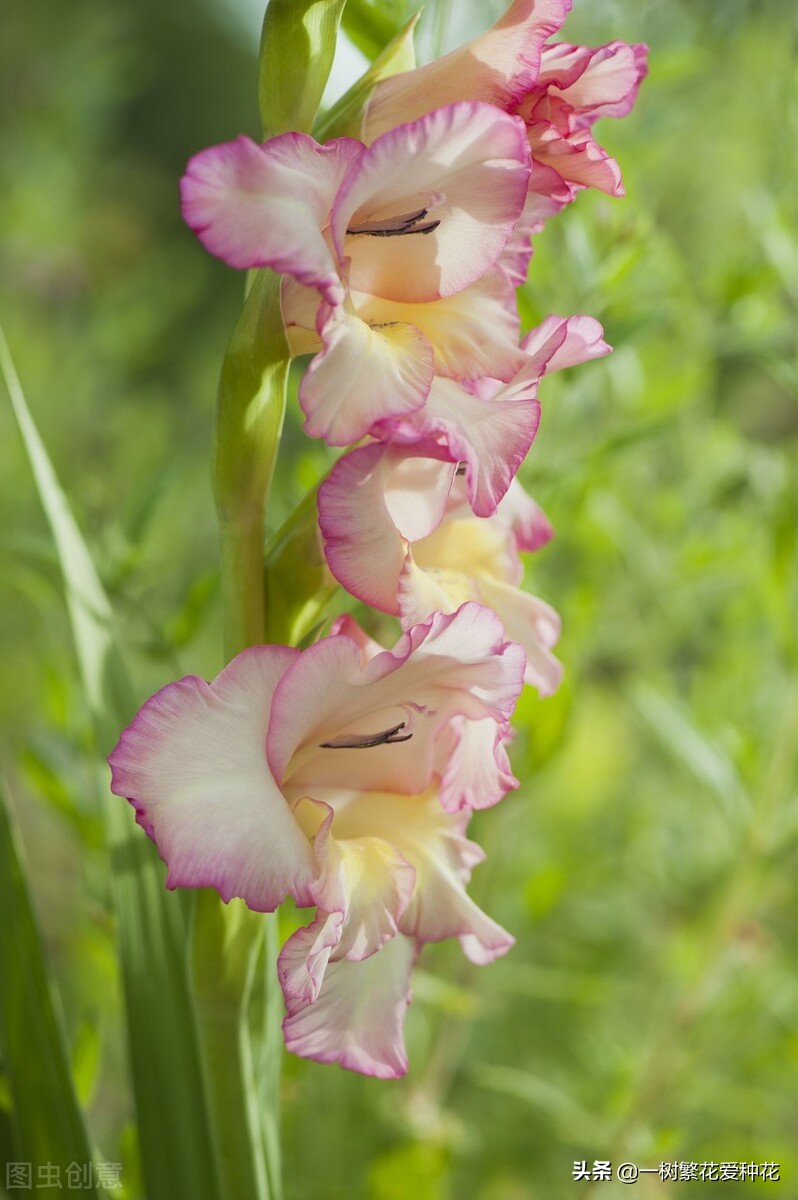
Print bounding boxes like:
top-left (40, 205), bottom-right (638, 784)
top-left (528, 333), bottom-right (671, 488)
top-left (282, 931), bottom-right (417, 1078)
top-left (279, 276), bottom-right (322, 357)
top-left (527, 122), bottom-right (624, 195)
top-left (328, 614), bottom-right (385, 662)
top-left (438, 716), bottom-right (518, 812)
top-left (363, 0), bottom-right (573, 139)
top-left (542, 41), bottom-right (648, 120)
top-left (278, 909), bottom-right (342, 1008)
top-left (411, 374), bottom-right (541, 517)
top-left (278, 821), bottom-right (415, 1008)
top-left (318, 441), bottom-right (456, 611)
top-left (333, 791), bottom-right (514, 962)
top-left (495, 478), bottom-right (555, 553)
top-left (313, 827), bottom-right (417, 961)
top-left (478, 576), bottom-right (563, 696)
top-left (535, 41), bottom-right (595, 91)
top-left (412, 512), bottom-right (521, 589)
top-left (332, 103), bottom-right (531, 304)
top-left (521, 313), bottom-right (611, 372)
top-left (107, 646), bottom-right (318, 911)
top-left (298, 303), bottom-right (434, 445)
top-left (396, 553), bottom-right (475, 630)
top-left (180, 133), bottom-right (363, 300)
top-left (352, 266), bottom-right (525, 382)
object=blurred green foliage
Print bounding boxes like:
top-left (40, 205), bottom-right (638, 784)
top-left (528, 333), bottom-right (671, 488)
top-left (1, 0), bottom-right (796, 1198)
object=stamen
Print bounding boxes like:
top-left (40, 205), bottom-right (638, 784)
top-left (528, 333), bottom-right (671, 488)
top-left (347, 208), bottom-right (441, 238)
top-left (320, 721), bottom-right (412, 750)
top-left (455, 463), bottom-right (467, 476)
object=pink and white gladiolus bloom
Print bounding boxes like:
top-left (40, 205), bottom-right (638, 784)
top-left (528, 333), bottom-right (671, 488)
top-left (363, 0), bottom-right (647, 234)
top-left (180, 102), bottom-right (533, 446)
top-left (321, 447), bottom-right (562, 698)
top-left (108, 604), bottom-right (525, 1078)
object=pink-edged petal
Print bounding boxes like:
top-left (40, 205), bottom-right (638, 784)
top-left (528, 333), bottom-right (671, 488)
top-left (107, 646), bottom-right (319, 911)
top-left (283, 931), bottom-right (417, 1079)
top-left (278, 822), bottom-right (415, 1006)
top-left (544, 41), bottom-right (649, 121)
top-left (415, 374), bottom-right (541, 516)
top-left (396, 552), bottom-right (477, 630)
top-left (319, 441), bottom-right (456, 612)
top-left (382, 449), bottom-right (460, 542)
top-left (352, 265), bottom-right (525, 382)
top-left (333, 103), bottom-right (531, 304)
top-left (278, 909), bottom-right (342, 1008)
top-left (360, 603), bottom-right (525, 728)
top-left (268, 604), bottom-right (525, 799)
top-left (495, 478), bottom-right (555, 552)
top-left (478, 576), bottom-right (563, 696)
top-left (438, 716), bottom-right (518, 812)
top-left (528, 122), bottom-right (624, 195)
top-left (523, 162), bottom-right (576, 221)
top-left (535, 41), bottom-right (595, 91)
top-left (331, 791), bottom-right (514, 961)
top-left (280, 276), bottom-right (322, 357)
top-left (180, 134), bottom-right (363, 299)
top-left (336, 791), bottom-right (514, 962)
top-left (328, 614), bottom-right (385, 663)
top-left (312, 824), bottom-right (417, 961)
top-left (396, 512), bottom-right (522, 628)
top-left (298, 303), bottom-right (434, 445)
top-left (363, 0), bottom-right (573, 140)
top-left (521, 313), bottom-right (611, 372)
top-left (495, 164), bottom-right (575, 285)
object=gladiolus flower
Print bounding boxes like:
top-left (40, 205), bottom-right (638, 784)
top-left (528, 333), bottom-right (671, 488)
top-left (363, 0), bottom-right (647, 233)
top-left (108, 604), bottom-right (525, 1077)
top-left (320, 445), bottom-right (562, 698)
top-left (181, 103), bottom-right (532, 445)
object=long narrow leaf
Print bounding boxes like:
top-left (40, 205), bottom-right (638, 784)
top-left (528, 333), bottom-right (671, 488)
top-left (1, 328), bottom-right (220, 1200)
top-left (0, 777), bottom-right (99, 1200)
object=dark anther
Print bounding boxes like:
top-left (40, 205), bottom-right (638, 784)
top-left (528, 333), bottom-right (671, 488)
top-left (320, 721), bottom-right (412, 750)
top-left (347, 208), bottom-right (441, 238)
top-left (455, 463), bottom-right (467, 476)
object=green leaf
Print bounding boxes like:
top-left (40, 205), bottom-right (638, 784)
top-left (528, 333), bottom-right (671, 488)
top-left (258, 0), bottom-right (348, 138)
top-left (71, 1021), bottom-right (102, 1110)
top-left (0, 777), bottom-right (99, 1200)
top-left (314, 11), bottom-right (420, 141)
top-left (1, 328), bottom-right (221, 1200)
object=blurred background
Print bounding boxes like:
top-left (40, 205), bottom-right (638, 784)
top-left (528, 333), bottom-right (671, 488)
top-left (1, 0), bottom-right (796, 1196)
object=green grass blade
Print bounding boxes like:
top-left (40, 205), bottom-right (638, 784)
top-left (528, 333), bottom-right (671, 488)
top-left (0, 327), bottom-right (221, 1200)
top-left (0, 777), bottom-right (100, 1200)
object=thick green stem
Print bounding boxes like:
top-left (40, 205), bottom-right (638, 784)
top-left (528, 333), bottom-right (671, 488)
top-left (219, 509), bottom-right (268, 653)
top-left (213, 269), bottom-right (289, 656)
